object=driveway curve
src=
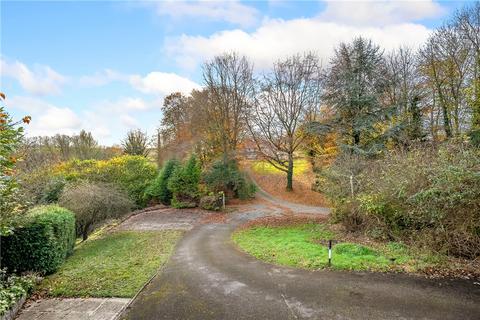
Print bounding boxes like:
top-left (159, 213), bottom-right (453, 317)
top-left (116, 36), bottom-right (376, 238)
top-left (121, 198), bottom-right (480, 320)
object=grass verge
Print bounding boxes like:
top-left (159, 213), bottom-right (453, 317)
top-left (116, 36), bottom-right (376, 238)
top-left (40, 230), bottom-right (183, 297)
top-left (233, 223), bottom-right (442, 272)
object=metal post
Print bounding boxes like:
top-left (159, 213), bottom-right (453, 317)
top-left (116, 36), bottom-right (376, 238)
top-left (349, 175), bottom-right (354, 198)
top-left (328, 240), bottom-right (332, 267)
top-left (222, 192), bottom-right (225, 209)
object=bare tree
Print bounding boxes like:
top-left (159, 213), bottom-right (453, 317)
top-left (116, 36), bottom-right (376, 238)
top-left (72, 130), bottom-right (99, 160)
top-left (248, 53), bottom-right (322, 190)
top-left (202, 52), bottom-right (254, 161)
top-left (385, 46), bottom-right (425, 143)
top-left (454, 2), bottom-right (480, 142)
top-left (122, 129), bottom-right (150, 157)
top-left (53, 134), bottom-right (72, 161)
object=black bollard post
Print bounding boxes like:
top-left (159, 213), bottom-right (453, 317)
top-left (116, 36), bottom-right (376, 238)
top-left (328, 240), bottom-right (332, 267)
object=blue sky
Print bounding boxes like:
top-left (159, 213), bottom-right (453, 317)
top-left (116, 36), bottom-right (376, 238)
top-left (0, 0), bottom-right (469, 145)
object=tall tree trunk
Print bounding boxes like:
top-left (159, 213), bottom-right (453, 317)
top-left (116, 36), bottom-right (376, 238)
top-left (286, 153), bottom-right (294, 191)
top-left (470, 56), bottom-right (480, 146)
top-left (472, 55), bottom-right (480, 130)
top-left (156, 131), bottom-right (162, 167)
top-left (82, 223), bottom-right (91, 241)
top-left (441, 102), bottom-right (452, 138)
top-left (409, 96), bottom-right (423, 140)
top-left (353, 130), bottom-right (361, 146)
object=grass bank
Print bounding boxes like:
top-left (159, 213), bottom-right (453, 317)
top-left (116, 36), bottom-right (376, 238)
top-left (233, 223), bottom-right (442, 272)
top-left (40, 230), bottom-right (183, 297)
top-left (245, 159), bottom-right (326, 207)
top-left (251, 159), bottom-right (311, 175)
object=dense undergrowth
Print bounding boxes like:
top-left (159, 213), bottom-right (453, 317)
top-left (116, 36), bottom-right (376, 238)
top-left (316, 143), bottom-right (480, 259)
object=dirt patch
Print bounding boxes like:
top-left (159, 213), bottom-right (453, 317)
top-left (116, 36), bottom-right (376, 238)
top-left (200, 212), bottom-right (227, 224)
top-left (117, 207), bottom-right (216, 231)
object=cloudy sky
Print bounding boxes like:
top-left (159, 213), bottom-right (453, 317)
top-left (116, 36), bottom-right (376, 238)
top-left (0, 0), bottom-right (469, 145)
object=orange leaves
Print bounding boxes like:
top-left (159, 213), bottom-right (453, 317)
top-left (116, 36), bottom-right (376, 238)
top-left (22, 116), bottom-right (32, 124)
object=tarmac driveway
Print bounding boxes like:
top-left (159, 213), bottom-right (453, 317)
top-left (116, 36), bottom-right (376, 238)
top-left (121, 201), bottom-right (480, 320)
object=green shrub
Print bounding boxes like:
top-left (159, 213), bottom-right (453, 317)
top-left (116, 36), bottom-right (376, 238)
top-left (39, 177), bottom-right (67, 204)
top-left (59, 181), bottom-right (133, 240)
top-left (0, 105), bottom-right (28, 235)
top-left (318, 143), bottom-right (480, 258)
top-left (203, 159), bottom-right (256, 200)
top-left (44, 155), bottom-right (156, 207)
top-left (0, 205), bottom-right (76, 274)
top-left (168, 155), bottom-right (201, 208)
top-left (144, 159), bottom-right (179, 205)
top-left (199, 192), bottom-right (224, 211)
top-left (0, 270), bottom-right (36, 316)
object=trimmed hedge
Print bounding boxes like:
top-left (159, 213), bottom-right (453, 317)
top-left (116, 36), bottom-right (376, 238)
top-left (0, 205), bottom-right (76, 274)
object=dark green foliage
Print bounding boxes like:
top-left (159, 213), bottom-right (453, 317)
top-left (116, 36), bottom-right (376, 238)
top-left (168, 155), bottom-right (201, 208)
top-left (317, 143), bottom-right (480, 258)
top-left (0, 205), bottom-right (76, 274)
top-left (59, 182), bottom-right (133, 240)
top-left (468, 128), bottom-right (480, 147)
top-left (0, 104), bottom-right (27, 235)
top-left (199, 193), bottom-right (223, 211)
top-left (323, 37), bottom-right (389, 152)
top-left (40, 177), bottom-right (67, 204)
top-left (203, 159), bottom-right (256, 200)
top-left (121, 129), bottom-right (150, 157)
top-left (0, 271), bottom-right (36, 316)
top-left (144, 159), bottom-right (179, 205)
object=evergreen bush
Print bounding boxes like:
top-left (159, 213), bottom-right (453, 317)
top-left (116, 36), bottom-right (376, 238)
top-left (168, 155), bottom-right (201, 208)
top-left (144, 159), bottom-right (179, 205)
top-left (0, 205), bottom-right (76, 274)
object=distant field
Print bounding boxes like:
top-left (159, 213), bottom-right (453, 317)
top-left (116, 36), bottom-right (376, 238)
top-left (245, 158), bottom-right (326, 207)
top-left (251, 159), bottom-right (310, 175)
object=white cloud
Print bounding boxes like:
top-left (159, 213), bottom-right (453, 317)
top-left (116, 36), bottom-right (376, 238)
top-left (0, 58), bottom-right (67, 95)
top-left (130, 72), bottom-right (201, 95)
top-left (94, 97), bottom-right (152, 112)
top-left (166, 18), bottom-right (433, 70)
top-left (152, 0), bottom-right (260, 27)
top-left (78, 69), bottom-right (128, 86)
top-left (8, 96), bottom-right (82, 136)
top-left (319, 0), bottom-right (446, 26)
top-left (120, 114), bottom-right (140, 128)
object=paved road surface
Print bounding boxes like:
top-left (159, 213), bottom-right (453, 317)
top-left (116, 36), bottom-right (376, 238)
top-left (121, 197), bottom-right (480, 320)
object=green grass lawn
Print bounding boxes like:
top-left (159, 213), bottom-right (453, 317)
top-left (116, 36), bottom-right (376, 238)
top-left (41, 230), bottom-right (183, 298)
top-left (233, 224), bottom-right (442, 272)
top-left (251, 159), bottom-right (311, 175)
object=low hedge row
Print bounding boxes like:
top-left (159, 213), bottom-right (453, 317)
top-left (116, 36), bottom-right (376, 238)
top-left (0, 205), bottom-right (76, 275)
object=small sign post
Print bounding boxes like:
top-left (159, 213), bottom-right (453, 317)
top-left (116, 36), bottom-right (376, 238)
top-left (320, 239), bottom-right (338, 267)
top-left (328, 240), bottom-right (333, 267)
